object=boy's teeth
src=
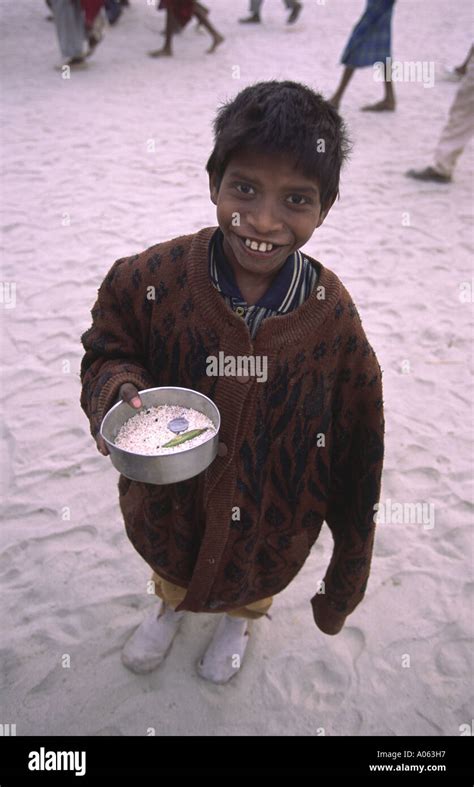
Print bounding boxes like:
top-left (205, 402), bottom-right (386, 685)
top-left (244, 238), bottom-right (274, 252)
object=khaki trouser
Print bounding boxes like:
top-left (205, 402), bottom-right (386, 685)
top-left (151, 571), bottom-right (273, 620)
top-left (434, 56), bottom-right (474, 177)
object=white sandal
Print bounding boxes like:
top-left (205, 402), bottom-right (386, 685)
top-left (197, 615), bottom-right (251, 684)
top-left (121, 602), bottom-right (186, 674)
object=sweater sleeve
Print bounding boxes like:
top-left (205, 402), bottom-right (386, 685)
top-left (79, 257), bottom-right (155, 441)
top-left (311, 340), bottom-right (385, 635)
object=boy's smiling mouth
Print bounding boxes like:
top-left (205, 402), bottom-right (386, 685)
top-left (234, 232), bottom-right (288, 259)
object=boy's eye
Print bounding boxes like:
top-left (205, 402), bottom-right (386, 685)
top-left (235, 183), bottom-right (255, 195)
top-left (286, 194), bottom-right (308, 206)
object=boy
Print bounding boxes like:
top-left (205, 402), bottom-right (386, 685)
top-left (80, 81), bottom-right (385, 685)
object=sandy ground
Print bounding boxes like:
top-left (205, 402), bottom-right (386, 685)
top-left (0, 0), bottom-right (473, 736)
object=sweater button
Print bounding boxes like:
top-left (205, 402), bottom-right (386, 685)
top-left (236, 373), bottom-right (250, 383)
top-left (217, 442), bottom-right (228, 457)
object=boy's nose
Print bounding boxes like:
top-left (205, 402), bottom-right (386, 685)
top-left (247, 202), bottom-right (283, 237)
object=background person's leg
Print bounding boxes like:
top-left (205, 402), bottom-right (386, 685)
top-left (434, 58), bottom-right (474, 177)
top-left (240, 0), bottom-right (262, 23)
top-left (284, 0), bottom-right (302, 24)
top-left (149, 8), bottom-right (175, 56)
top-left (329, 65), bottom-right (355, 109)
top-left (50, 0), bottom-right (86, 61)
top-left (361, 58), bottom-right (396, 111)
top-left (250, 0), bottom-right (264, 14)
top-left (192, 4), bottom-right (224, 53)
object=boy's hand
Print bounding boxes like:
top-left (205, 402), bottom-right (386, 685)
top-left (95, 383), bottom-right (143, 456)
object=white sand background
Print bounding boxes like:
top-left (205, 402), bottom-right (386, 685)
top-left (1, 0), bottom-right (473, 737)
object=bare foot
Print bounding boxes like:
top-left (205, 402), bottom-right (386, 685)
top-left (206, 34), bottom-right (224, 54)
top-left (361, 99), bottom-right (396, 112)
top-left (148, 48), bottom-right (172, 58)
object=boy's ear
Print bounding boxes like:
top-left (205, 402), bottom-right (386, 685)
top-left (209, 172), bottom-right (219, 205)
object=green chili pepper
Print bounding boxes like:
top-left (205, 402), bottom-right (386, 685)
top-left (162, 428), bottom-right (209, 448)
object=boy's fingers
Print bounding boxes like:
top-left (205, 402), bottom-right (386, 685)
top-left (96, 434), bottom-right (109, 456)
top-left (119, 383), bottom-right (142, 408)
top-left (96, 384), bottom-right (142, 456)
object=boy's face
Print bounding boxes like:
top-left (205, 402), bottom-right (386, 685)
top-left (209, 148), bottom-right (334, 281)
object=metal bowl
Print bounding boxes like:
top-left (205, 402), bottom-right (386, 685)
top-left (100, 386), bottom-right (221, 485)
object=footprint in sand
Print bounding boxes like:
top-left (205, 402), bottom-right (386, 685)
top-left (331, 707), bottom-right (364, 736)
top-left (0, 647), bottom-right (22, 691)
top-left (262, 652), bottom-right (351, 712)
top-left (434, 639), bottom-right (473, 678)
top-left (342, 626), bottom-right (366, 667)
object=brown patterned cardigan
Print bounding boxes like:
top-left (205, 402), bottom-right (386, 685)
top-left (80, 226), bottom-right (385, 635)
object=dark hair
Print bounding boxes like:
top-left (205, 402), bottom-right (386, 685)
top-left (206, 80), bottom-right (351, 214)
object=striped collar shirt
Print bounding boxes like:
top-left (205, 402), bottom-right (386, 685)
top-left (208, 229), bottom-right (319, 339)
